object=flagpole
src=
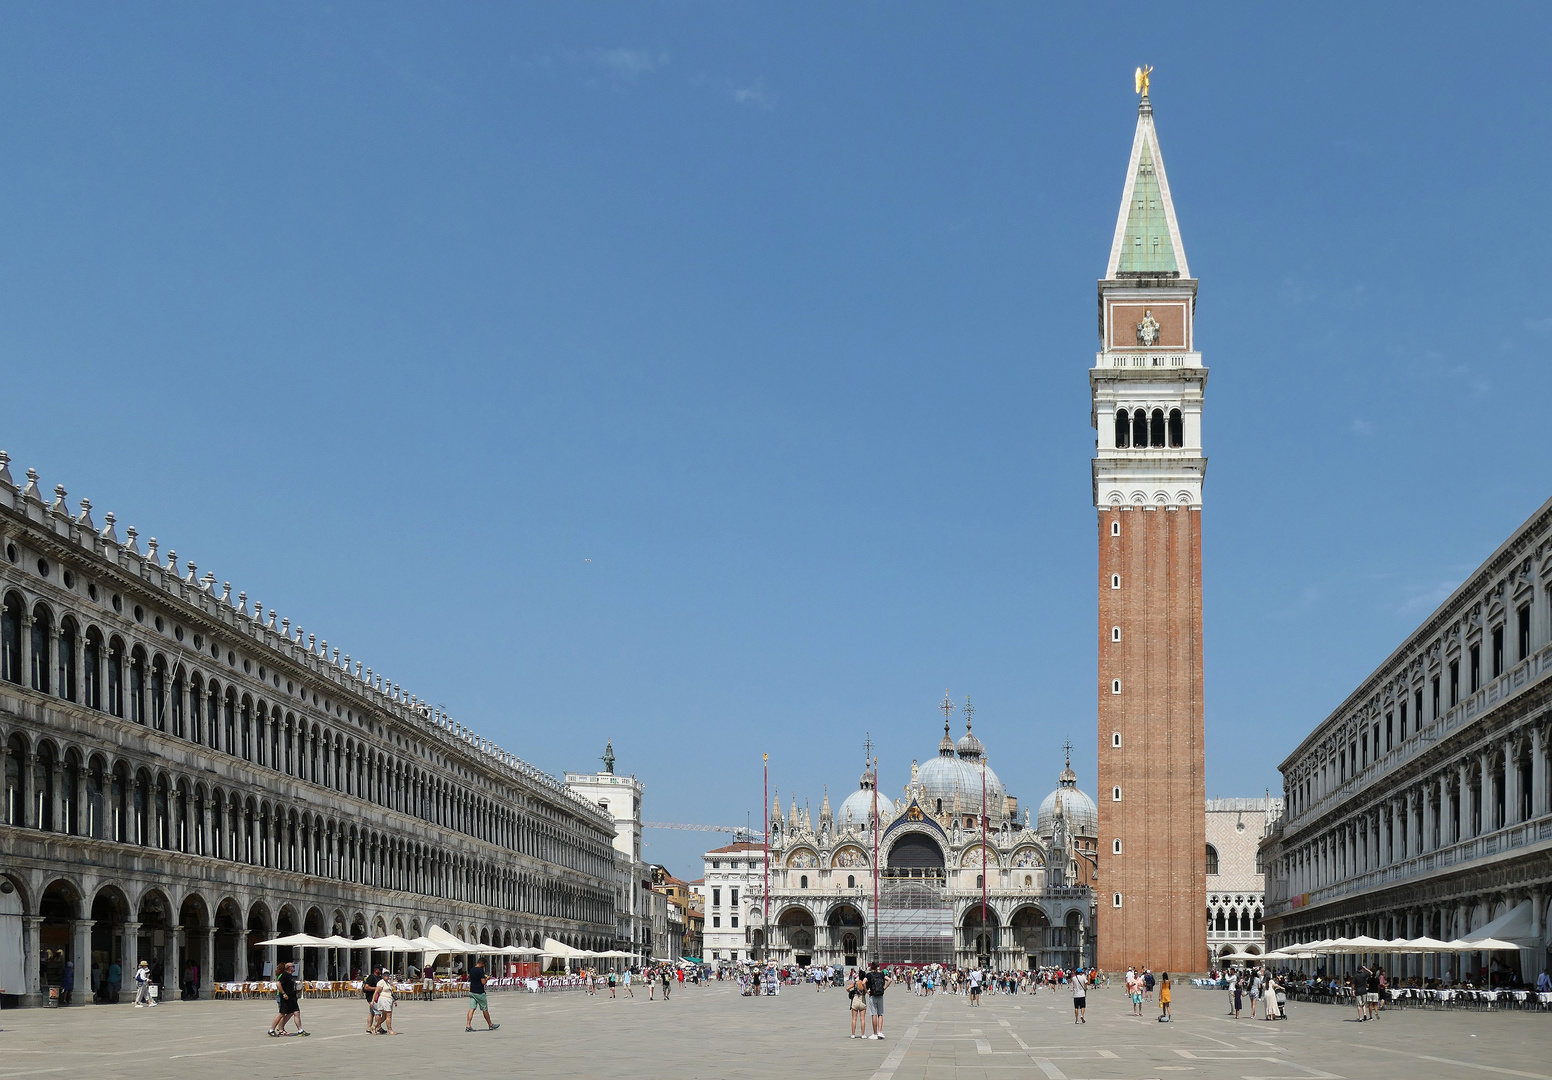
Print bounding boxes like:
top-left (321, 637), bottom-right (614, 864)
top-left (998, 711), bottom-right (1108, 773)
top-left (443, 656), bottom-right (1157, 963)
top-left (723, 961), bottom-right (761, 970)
top-left (871, 753), bottom-right (880, 967)
top-left (981, 758), bottom-right (988, 957)
top-left (763, 753), bottom-right (769, 964)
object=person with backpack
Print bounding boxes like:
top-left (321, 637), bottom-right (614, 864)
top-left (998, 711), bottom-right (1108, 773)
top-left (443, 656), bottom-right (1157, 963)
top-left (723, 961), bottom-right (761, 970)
top-left (863, 962), bottom-right (891, 1040)
top-left (1071, 967), bottom-right (1088, 1024)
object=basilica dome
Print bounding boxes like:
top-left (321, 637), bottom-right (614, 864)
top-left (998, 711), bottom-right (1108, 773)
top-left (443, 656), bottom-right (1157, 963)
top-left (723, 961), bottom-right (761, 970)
top-left (1036, 761), bottom-right (1098, 836)
top-left (838, 771), bottom-right (891, 827)
top-left (918, 721), bottom-right (1005, 813)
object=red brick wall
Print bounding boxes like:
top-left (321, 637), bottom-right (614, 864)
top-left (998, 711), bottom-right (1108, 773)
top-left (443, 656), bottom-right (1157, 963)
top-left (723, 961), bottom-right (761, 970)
top-left (1095, 505), bottom-right (1206, 973)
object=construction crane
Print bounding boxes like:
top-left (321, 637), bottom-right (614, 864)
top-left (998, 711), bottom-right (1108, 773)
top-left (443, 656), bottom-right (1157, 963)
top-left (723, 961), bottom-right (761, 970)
top-left (643, 821), bottom-right (765, 842)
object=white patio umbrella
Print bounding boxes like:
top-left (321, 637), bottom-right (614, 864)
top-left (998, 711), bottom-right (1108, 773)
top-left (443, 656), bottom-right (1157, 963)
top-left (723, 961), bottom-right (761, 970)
top-left (253, 932), bottom-right (329, 947)
top-left (252, 933), bottom-right (332, 980)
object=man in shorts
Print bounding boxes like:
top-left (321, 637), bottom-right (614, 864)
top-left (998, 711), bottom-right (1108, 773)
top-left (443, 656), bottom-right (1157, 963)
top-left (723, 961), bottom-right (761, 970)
top-left (465, 961), bottom-right (499, 1032)
top-left (969, 967), bottom-right (982, 1006)
top-left (864, 962), bottom-right (891, 1039)
top-left (363, 966), bottom-right (383, 1033)
top-left (1072, 967), bottom-right (1088, 1024)
top-left (268, 962), bottom-right (307, 1036)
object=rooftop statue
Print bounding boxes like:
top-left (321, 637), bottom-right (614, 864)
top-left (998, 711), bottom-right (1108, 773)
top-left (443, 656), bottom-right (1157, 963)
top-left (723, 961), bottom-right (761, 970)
top-left (1135, 64), bottom-right (1152, 98)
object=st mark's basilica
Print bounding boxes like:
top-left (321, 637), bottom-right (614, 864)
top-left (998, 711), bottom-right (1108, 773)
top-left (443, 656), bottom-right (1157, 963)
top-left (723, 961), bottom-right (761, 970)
top-left (734, 697), bottom-right (1099, 972)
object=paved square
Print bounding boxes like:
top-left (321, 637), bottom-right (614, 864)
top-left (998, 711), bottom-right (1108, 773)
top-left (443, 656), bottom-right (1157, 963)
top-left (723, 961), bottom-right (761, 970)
top-left (1, 983), bottom-right (1548, 1080)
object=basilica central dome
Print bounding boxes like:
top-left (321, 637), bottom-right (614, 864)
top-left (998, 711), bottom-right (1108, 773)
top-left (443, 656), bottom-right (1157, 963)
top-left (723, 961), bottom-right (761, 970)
top-left (918, 719), bottom-right (1005, 814)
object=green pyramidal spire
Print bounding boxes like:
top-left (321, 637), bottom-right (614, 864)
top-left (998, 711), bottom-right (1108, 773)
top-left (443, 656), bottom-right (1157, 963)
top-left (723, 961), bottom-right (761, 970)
top-left (1116, 141), bottom-right (1178, 274)
top-left (1106, 96), bottom-right (1189, 279)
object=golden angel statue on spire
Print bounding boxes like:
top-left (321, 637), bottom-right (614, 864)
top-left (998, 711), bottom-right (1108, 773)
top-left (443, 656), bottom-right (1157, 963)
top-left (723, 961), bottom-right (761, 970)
top-left (1135, 64), bottom-right (1153, 97)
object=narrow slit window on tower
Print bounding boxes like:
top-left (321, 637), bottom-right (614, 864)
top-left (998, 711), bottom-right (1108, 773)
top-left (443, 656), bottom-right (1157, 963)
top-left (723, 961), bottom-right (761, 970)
top-left (1111, 626), bottom-right (1121, 642)
top-left (1112, 839), bottom-right (1122, 854)
top-left (1168, 408), bottom-right (1183, 447)
top-left (1111, 574), bottom-right (1121, 589)
top-left (1111, 520), bottom-right (1121, 537)
top-left (1111, 679), bottom-right (1121, 694)
top-left (1112, 732), bottom-right (1121, 748)
top-left (1112, 786), bottom-right (1122, 801)
top-left (1114, 409), bottom-right (1130, 448)
top-left (1113, 892), bottom-right (1123, 908)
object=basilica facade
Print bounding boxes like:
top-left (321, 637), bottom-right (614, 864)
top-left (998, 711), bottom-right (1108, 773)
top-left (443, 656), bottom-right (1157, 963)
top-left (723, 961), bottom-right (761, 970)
top-left (719, 704), bottom-right (1098, 972)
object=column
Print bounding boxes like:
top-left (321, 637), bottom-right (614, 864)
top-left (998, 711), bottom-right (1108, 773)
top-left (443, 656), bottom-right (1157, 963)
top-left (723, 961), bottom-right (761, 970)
top-left (122, 921), bottom-right (141, 995)
top-left (22, 915), bottom-right (44, 1005)
top-left (203, 927), bottom-right (216, 997)
top-left (49, 758), bottom-right (64, 834)
top-left (72, 919), bottom-right (94, 1006)
top-left (1505, 737), bottom-right (1521, 826)
top-left (73, 759), bottom-right (88, 839)
top-left (1404, 790), bottom-right (1416, 860)
top-left (1456, 761), bottom-right (1469, 842)
top-left (20, 752), bottom-right (37, 829)
top-left (1476, 750), bottom-right (1490, 837)
top-left (235, 930), bottom-right (249, 980)
top-left (1533, 726), bottom-right (1547, 818)
top-left (265, 943), bottom-right (277, 979)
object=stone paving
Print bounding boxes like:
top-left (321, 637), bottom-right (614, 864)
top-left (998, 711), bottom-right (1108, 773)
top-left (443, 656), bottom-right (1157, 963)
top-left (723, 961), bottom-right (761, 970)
top-left (0, 982), bottom-right (1548, 1080)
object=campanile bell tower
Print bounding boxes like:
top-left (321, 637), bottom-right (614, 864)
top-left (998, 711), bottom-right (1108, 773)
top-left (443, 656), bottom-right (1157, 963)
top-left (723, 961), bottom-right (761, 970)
top-left (1093, 78), bottom-right (1208, 974)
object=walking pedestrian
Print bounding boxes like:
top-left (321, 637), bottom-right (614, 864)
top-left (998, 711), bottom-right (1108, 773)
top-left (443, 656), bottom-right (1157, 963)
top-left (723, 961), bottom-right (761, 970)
top-left (269, 962), bottom-right (308, 1036)
top-left (661, 967), bottom-right (671, 1000)
top-left (1072, 967), bottom-right (1088, 1024)
top-left (1233, 976), bottom-right (1243, 1018)
top-left (363, 966), bottom-right (383, 1032)
top-left (623, 968), bottom-right (634, 997)
top-left (133, 960), bottom-right (155, 1007)
top-left (464, 960), bottom-right (499, 1032)
top-left (60, 960), bottom-right (74, 1007)
top-left (1263, 975), bottom-right (1282, 1021)
top-left (372, 976), bottom-right (399, 1034)
top-left (1158, 972), bottom-right (1172, 1022)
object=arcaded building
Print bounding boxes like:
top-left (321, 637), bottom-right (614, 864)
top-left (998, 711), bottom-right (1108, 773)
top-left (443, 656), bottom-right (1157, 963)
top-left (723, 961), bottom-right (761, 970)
top-left (1261, 496), bottom-right (1552, 980)
top-left (0, 452), bottom-right (619, 1006)
top-left (1092, 83), bottom-right (1208, 973)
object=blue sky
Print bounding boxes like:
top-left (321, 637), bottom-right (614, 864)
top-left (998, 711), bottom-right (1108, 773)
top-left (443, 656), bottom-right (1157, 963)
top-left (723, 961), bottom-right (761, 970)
top-left (2, 5), bottom-right (1549, 880)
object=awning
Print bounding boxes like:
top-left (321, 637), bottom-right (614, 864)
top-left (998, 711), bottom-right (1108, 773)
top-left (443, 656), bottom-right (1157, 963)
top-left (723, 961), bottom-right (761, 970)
top-left (1461, 901), bottom-right (1538, 949)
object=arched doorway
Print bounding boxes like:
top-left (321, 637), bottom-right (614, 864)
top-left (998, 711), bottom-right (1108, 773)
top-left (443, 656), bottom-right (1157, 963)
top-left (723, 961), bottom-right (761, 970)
top-left (962, 905), bottom-right (998, 968)
top-left (778, 907), bottom-right (816, 966)
top-left (246, 902), bottom-right (272, 980)
top-left (90, 886), bottom-right (130, 1002)
top-left (304, 907), bottom-right (327, 984)
top-left (827, 904), bottom-right (865, 967)
top-left (39, 880), bottom-right (80, 1004)
top-left (1010, 906), bottom-right (1050, 970)
top-left (213, 898), bottom-right (243, 982)
top-left (178, 893), bottom-right (210, 999)
top-left (138, 889), bottom-right (174, 990)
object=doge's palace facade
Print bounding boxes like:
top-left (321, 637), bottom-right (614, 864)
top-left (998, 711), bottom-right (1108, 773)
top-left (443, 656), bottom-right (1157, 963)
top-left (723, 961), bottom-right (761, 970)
top-left (0, 451), bottom-right (618, 1006)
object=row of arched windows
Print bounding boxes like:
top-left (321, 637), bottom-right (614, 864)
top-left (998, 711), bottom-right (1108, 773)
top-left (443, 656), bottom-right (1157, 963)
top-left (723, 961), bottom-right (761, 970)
top-left (1114, 407), bottom-right (1184, 449)
top-left (0, 729), bottom-right (614, 926)
top-left (1, 589), bottom-right (613, 882)
top-left (1208, 903), bottom-right (1262, 933)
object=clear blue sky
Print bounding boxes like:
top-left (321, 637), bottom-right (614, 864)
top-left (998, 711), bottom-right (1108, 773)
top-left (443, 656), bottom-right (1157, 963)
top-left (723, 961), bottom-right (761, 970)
top-left (2, 5), bottom-right (1549, 880)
